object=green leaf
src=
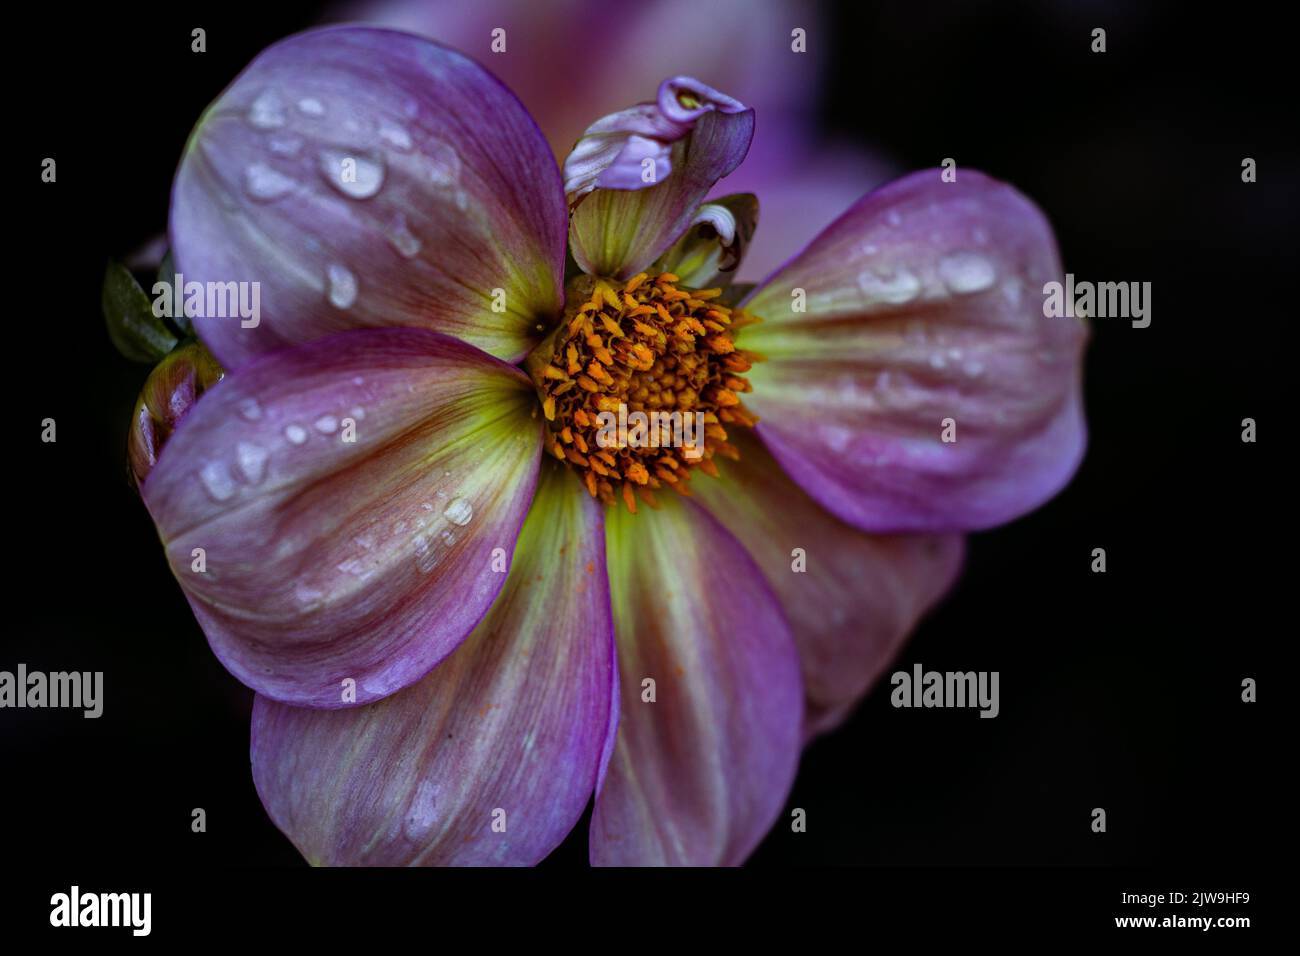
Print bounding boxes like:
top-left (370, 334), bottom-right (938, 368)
top-left (156, 249), bottom-right (191, 335)
top-left (102, 260), bottom-right (177, 363)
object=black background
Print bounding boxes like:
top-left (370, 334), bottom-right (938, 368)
top-left (6, 0), bottom-right (1288, 895)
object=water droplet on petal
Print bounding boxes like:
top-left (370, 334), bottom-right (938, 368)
top-left (243, 163), bottom-right (296, 202)
top-left (284, 424), bottom-right (308, 445)
top-left (293, 583), bottom-right (325, 608)
top-left (326, 264), bottom-right (357, 309)
top-left (443, 497), bottom-right (473, 526)
top-left (886, 209), bottom-right (903, 227)
top-left (319, 149), bottom-right (385, 199)
top-left (1002, 278), bottom-right (1024, 308)
top-left (236, 442), bottom-right (268, 484)
top-left (268, 134), bottom-right (304, 157)
top-left (199, 461), bottom-right (236, 501)
top-left (819, 425), bottom-right (852, 453)
top-left (938, 252), bottom-right (996, 294)
top-left (248, 90), bottom-right (286, 129)
top-left (857, 267), bottom-right (920, 305)
top-left (237, 398), bottom-right (263, 421)
top-left (379, 121), bottom-right (413, 151)
top-left (385, 214), bottom-right (422, 258)
top-left (426, 142), bottom-right (461, 186)
top-left (297, 97), bottom-right (325, 116)
top-left (314, 415), bottom-right (338, 434)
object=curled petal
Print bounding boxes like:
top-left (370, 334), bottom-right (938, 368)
top-left (170, 26), bottom-right (566, 369)
top-left (251, 465), bottom-right (616, 865)
top-left (692, 431), bottom-right (964, 738)
top-left (562, 76), bottom-right (747, 203)
top-left (142, 328), bottom-right (542, 708)
top-left (652, 193), bottom-right (759, 288)
top-left (591, 496), bottom-right (802, 866)
top-left (567, 80), bottom-right (754, 278)
top-left (741, 170), bottom-right (1088, 532)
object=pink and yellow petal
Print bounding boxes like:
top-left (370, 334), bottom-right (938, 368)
top-left (741, 170), bottom-right (1088, 533)
top-left (591, 496), bottom-right (802, 866)
top-left (142, 328), bottom-right (542, 709)
top-left (170, 26), bottom-right (566, 369)
top-left (692, 431), bottom-right (964, 738)
top-left (251, 463), bottom-right (617, 865)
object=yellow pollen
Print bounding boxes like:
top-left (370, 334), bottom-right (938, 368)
top-left (526, 271), bottom-right (762, 512)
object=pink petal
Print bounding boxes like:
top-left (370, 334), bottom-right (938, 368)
top-left (252, 465), bottom-right (617, 865)
top-left (591, 497), bottom-right (802, 865)
top-left (692, 431), bottom-right (964, 738)
top-left (741, 169), bottom-right (1088, 532)
top-left (142, 328), bottom-right (542, 708)
top-left (169, 26), bottom-right (566, 369)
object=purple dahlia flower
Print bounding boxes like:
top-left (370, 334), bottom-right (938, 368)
top-left (138, 25), bottom-right (1087, 866)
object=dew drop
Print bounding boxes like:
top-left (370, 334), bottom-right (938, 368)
top-left (1002, 278), bottom-right (1024, 308)
top-left (385, 214), bottom-right (422, 258)
top-left (293, 583), bottom-right (325, 609)
top-left (284, 424), bottom-right (308, 445)
top-left (268, 134), bottom-right (304, 157)
top-left (237, 397), bottom-right (263, 421)
top-left (199, 461), bottom-right (236, 501)
top-left (938, 252), bottom-right (996, 294)
top-left (296, 97), bottom-right (325, 116)
top-left (314, 414), bottom-right (338, 434)
top-left (886, 209), bottom-right (903, 227)
top-left (426, 142), bottom-right (461, 186)
top-left (443, 497), bottom-right (473, 526)
top-left (319, 149), bottom-right (385, 199)
top-left (236, 442), bottom-right (268, 484)
top-left (243, 163), bottom-right (296, 202)
top-left (857, 267), bottom-right (920, 305)
top-left (820, 425), bottom-right (852, 453)
top-left (326, 264), bottom-right (357, 309)
top-left (248, 90), bottom-right (286, 129)
top-left (379, 120), bottom-right (413, 151)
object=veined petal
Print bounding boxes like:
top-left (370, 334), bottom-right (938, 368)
top-left (170, 26), bottom-right (566, 369)
top-left (591, 496), bottom-right (802, 866)
top-left (142, 328), bottom-right (542, 708)
top-left (567, 80), bottom-right (754, 279)
top-left (691, 431), bottom-right (964, 738)
top-left (251, 464), bottom-right (616, 865)
top-left (741, 170), bottom-right (1088, 532)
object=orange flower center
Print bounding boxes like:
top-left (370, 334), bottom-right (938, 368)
top-left (526, 271), bottom-right (761, 513)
